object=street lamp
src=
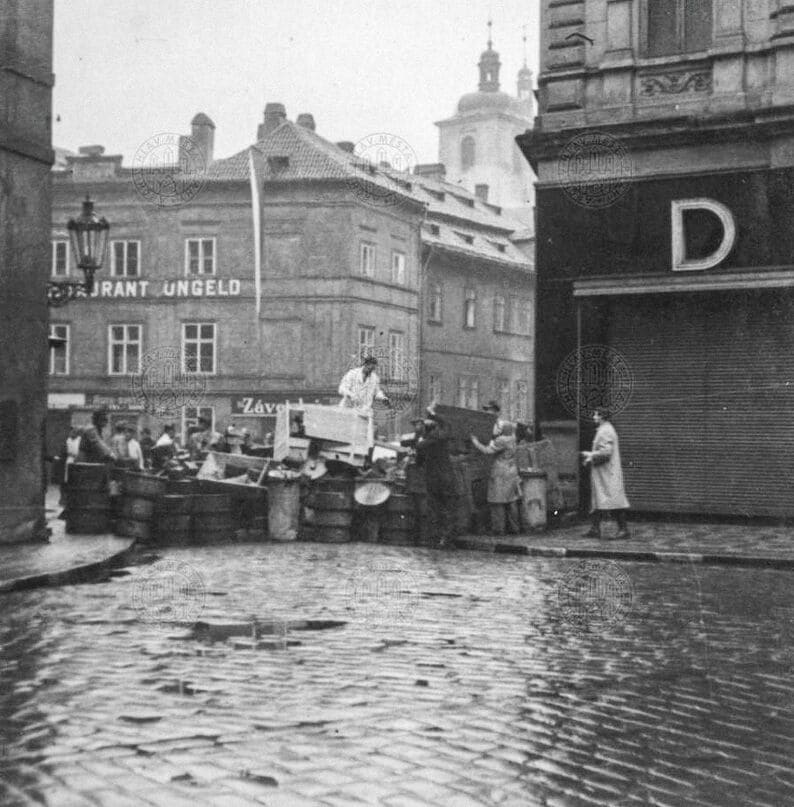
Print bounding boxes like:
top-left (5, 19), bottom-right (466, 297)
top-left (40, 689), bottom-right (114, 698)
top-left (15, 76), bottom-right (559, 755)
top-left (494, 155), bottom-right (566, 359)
top-left (47, 195), bottom-right (110, 307)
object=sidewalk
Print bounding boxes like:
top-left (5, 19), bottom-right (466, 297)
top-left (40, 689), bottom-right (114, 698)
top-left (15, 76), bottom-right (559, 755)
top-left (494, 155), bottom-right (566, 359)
top-left (3, 488), bottom-right (793, 596)
top-left (0, 486), bottom-right (135, 594)
top-left (454, 517), bottom-right (794, 568)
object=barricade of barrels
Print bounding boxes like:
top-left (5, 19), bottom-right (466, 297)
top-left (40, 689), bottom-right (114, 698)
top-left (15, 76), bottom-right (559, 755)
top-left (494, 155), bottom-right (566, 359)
top-left (64, 464), bottom-right (267, 544)
top-left (301, 477), bottom-right (417, 545)
top-left (116, 475), bottom-right (268, 545)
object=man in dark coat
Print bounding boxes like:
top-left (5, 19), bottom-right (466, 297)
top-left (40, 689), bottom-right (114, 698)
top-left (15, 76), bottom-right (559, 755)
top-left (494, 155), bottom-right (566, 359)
top-left (413, 407), bottom-right (457, 548)
top-left (76, 411), bottom-right (113, 464)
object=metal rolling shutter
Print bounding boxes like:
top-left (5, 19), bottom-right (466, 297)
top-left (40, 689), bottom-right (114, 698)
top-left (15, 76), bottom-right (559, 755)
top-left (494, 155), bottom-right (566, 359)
top-left (606, 291), bottom-right (794, 517)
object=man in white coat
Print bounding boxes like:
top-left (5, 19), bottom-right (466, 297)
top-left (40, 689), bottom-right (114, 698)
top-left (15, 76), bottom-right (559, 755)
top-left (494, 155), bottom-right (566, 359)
top-left (581, 408), bottom-right (630, 539)
top-left (338, 356), bottom-right (389, 412)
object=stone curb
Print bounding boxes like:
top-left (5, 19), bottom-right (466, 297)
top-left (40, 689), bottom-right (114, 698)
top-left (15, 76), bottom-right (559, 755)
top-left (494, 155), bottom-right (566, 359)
top-left (0, 539), bottom-right (137, 595)
top-left (452, 537), bottom-right (794, 569)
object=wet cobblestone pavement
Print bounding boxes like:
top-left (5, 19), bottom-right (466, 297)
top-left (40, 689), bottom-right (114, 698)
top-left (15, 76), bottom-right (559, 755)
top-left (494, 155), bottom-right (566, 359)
top-left (1, 542), bottom-right (793, 806)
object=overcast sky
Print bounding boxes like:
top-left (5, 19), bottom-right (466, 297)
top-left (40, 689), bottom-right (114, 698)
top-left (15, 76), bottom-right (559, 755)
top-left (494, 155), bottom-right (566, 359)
top-left (53, 0), bottom-right (540, 165)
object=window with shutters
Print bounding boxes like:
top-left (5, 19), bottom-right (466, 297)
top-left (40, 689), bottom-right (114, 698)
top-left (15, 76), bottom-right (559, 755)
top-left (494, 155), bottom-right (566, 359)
top-left (428, 283), bottom-right (443, 323)
top-left (389, 331), bottom-right (405, 381)
top-left (464, 288), bottom-right (477, 329)
top-left (360, 242), bottom-right (376, 277)
top-left (111, 240), bottom-right (140, 277)
top-left (185, 238), bottom-right (216, 276)
top-left (108, 324), bottom-right (142, 375)
top-left (358, 325), bottom-right (376, 360)
top-left (646, 0), bottom-right (712, 56)
top-left (428, 373), bottom-right (442, 404)
top-left (51, 241), bottom-right (69, 277)
top-left (494, 295), bottom-right (507, 332)
top-left (183, 322), bottom-right (216, 374)
top-left (49, 324), bottom-right (70, 375)
top-left (391, 250), bottom-right (406, 285)
top-left (457, 375), bottom-right (479, 409)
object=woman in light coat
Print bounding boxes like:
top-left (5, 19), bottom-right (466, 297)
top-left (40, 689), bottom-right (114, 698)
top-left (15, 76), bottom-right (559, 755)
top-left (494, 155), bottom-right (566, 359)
top-left (471, 421), bottom-right (522, 535)
top-left (581, 408), bottom-right (630, 539)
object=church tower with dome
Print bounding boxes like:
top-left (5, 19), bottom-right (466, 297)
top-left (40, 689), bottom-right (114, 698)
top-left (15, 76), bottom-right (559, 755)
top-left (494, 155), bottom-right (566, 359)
top-left (436, 25), bottom-right (535, 225)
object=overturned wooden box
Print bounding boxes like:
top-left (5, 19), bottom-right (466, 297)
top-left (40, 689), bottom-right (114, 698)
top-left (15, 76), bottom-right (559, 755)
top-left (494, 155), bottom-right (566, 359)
top-left (274, 402), bottom-right (373, 466)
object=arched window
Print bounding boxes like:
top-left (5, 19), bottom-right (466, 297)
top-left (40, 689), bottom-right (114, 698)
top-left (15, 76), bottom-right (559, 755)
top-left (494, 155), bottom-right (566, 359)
top-left (461, 136), bottom-right (476, 170)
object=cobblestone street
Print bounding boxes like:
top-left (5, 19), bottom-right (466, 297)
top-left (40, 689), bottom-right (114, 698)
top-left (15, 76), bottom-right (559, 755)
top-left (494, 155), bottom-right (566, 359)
top-left (1, 543), bottom-right (793, 806)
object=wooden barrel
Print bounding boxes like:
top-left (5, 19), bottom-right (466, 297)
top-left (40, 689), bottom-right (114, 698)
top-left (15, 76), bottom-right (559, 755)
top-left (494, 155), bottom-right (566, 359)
top-left (312, 509), bottom-right (353, 528)
top-left (166, 478), bottom-right (195, 495)
top-left (66, 509), bottom-right (110, 534)
top-left (124, 472), bottom-right (167, 500)
top-left (65, 464), bottom-right (110, 534)
top-left (192, 493), bottom-right (233, 513)
top-left (158, 494), bottom-right (193, 515)
top-left (301, 525), bottom-right (350, 543)
top-left (155, 513), bottom-right (193, 545)
top-left (192, 493), bottom-right (235, 543)
top-left (65, 490), bottom-right (109, 510)
top-left (378, 493), bottom-right (415, 546)
top-left (115, 518), bottom-right (152, 541)
top-left (379, 528), bottom-right (413, 546)
top-left (268, 481), bottom-right (300, 541)
top-left (120, 497), bottom-right (156, 522)
top-left (68, 463), bottom-right (108, 491)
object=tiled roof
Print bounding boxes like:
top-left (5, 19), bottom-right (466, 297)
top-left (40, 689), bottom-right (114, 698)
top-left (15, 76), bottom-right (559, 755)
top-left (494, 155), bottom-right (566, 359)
top-left (205, 122), bottom-right (419, 204)
top-left (422, 221), bottom-right (532, 270)
top-left (195, 121), bottom-right (533, 270)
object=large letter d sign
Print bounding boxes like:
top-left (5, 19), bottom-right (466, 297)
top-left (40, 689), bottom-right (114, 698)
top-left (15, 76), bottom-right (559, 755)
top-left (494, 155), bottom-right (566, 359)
top-left (671, 198), bottom-right (736, 272)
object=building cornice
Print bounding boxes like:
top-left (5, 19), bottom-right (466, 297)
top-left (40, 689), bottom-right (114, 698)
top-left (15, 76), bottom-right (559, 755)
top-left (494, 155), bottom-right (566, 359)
top-left (517, 106), bottom-right (794, 170)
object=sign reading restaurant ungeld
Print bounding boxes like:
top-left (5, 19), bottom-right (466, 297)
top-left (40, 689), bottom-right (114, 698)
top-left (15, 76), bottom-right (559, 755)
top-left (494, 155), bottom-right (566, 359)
top-left (89, 278), bottom-right (242, 299)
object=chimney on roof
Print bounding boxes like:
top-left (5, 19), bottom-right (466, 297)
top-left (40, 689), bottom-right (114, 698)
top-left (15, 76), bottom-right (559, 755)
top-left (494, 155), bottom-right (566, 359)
top-left (258, 103), bottom-right (287, 139)
top-left (474, 183), bottom-right (489, 203)
top-left (414, 163), bottom-right (446, 180)
top-left (188, 112), bottom-right (215, 166)
top-left (336, 141), bottom-right (354, 153)
top-left (78, 145), bottom-right (105, 157)
top-left (296, 113), bottom-right (316, 131)
top-left (68, 145), bottom-right (122, 181)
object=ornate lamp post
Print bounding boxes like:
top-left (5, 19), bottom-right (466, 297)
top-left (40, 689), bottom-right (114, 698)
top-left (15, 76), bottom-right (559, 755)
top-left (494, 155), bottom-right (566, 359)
top-left (47, 195), bottom-right (109, 307)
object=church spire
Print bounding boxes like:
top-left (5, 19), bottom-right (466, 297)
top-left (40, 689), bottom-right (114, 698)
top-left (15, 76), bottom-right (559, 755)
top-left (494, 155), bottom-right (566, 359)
top-left (478, 19), bottom-right (501, 92)
top-left (518, 24), bottom-right (533, 104)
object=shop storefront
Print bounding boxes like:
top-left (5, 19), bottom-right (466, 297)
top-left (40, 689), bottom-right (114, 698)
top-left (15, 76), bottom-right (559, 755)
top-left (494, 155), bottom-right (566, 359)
top-left (535, 166), bottom-right (794, 518)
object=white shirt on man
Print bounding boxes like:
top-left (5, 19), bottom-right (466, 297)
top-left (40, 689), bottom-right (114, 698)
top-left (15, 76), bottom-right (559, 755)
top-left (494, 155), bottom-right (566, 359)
top-left (338, 367), bottom-right (387, 411)
top-left (127, 437), bottom-right (144, 470)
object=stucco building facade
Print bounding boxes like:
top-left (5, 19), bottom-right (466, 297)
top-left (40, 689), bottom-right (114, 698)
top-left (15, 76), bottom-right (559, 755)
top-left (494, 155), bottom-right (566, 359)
top-left (1, 0), bottom-right (54, 542)
top-left (49, 107), bottom-right (533, 446)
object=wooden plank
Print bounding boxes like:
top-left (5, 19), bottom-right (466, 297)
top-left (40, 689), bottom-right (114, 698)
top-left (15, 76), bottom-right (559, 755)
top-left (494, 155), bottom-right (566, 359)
top-left (434, 404), bottom-right (495, 451)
